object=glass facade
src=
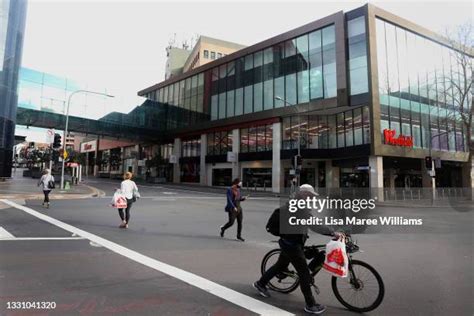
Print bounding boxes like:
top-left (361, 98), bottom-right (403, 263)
top-left (282, 106), bottom-right (370, 149)
top-left (240, 124), bottom-right (273, 153)
top-left (147, 72), bottom-right (205, 120)
top-left (376, 18), bottom-right (470, 152)
top-left (348, 16), bottom-right (369, 95)
top-left (0, 0), bottom-right (27, 177)
top-left (210, 25), bottom-right (336, 120)
top-left (181, 138), bottom-right (201, 157)
top-left (18, 68), bottom-right (113, 120)
top-left (207, 130), bottom-right (232, 155)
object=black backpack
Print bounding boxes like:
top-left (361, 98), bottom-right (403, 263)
top-left (266, 208), bottom-right (281, 236)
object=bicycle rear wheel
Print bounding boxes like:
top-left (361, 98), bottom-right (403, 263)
top-left (331, 259), bottom-right (385, 312)
top-left (260, 248), bottom-right (300, 294)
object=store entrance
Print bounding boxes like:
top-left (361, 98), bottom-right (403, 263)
top-left (212, 168), bottom-right (232, 186)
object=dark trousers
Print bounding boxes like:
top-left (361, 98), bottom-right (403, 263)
top-left (221, 209), bottom-right (243, 237)
top-left (43, 190), bottom-right (51, 203)
top-left (118, 198), bottom-right (133, 223)
top-left (259, 239), bottom-right (316, 307)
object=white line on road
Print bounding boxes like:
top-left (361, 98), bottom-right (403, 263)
top-left (0, 226), bottom-right (14, 238)
top-left (0, 237), bottom-right (87, 241)
top-left (1, 199), bottom-right (293, 316)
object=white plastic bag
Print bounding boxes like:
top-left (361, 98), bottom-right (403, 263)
top-left (111, 189), bottom-right (127, 209)
top-left (323, 237), bottom-right (348, 278)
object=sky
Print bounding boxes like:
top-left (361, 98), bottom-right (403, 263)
top-left (22, 0), bottom-right (473, 117)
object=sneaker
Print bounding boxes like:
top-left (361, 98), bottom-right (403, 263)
top-left (253, 281), bottom-right (270, 298)
top-left (119, 223), bottom-right (126, 228)
top-left (304, 304), bottom-right (326, 314)
top-left (46, 203), bottom-right (50, 209)
top-left (237, 236), bottom-right (245, 242)
top-left (220, 226), bottom-right (224, 238)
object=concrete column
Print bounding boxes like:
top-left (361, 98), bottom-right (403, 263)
top-left (232, 129), bottom-right (240, 180)
top-left (93, 138), bottom-right (99, 177)
top-left (133, 144), bottom-right (139, 176)
top-left (369, 156), bottom-right (384, 201)
top-left (172, 138), bottom-right (181, 183)
top-left (200, 134), bottom-right (207, 186)
top-left (325, 160), bottom-right (340, 190)
top-left (272, 122), bottom-right (282, 193)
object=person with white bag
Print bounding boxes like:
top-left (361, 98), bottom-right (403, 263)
top-left (115, 172), bottom-right (140, 229)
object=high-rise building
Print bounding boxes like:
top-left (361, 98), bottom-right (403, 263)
top-left (0, 0), bottom-right (27, 178)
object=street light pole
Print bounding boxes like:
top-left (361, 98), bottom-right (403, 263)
top-left (60, 90), bottom-right (114, 190)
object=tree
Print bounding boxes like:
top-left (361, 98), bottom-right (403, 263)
top-left (442, 22), bottom-right (473, 190)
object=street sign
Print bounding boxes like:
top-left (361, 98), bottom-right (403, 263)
top-left (63, 150), bottom-right (68, 160)
top-left (227, 152), bottom-right (237, 162)
top-left (46, 129), bottom-right (55, 144)
top-left (169, 155), bottom-right (177, 164)
top-left (356, 166), bottom-right (370, 171)
top-left (67, 162), bottom-right (79, 167)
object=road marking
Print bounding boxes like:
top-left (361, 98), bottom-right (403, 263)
top-left (0, 227), bottom-right (14, 238)
top-left (1, 199), bottom-right (293, 316)
top-left (0, 237), bottom-right (87, 241)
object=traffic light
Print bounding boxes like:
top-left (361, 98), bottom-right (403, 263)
top-left (53, 133), bottom-right (61, 149)
top-left (425, 156), bottom-right (432, 169)
top-left (294, 155), bottom-right (302, 169)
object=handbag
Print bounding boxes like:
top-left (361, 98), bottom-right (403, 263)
top-left (47, 179), bottom-right (55, 189)
top-left (132, 188), bottom-right (140, 202)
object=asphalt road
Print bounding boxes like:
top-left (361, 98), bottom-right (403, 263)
top-left (0, 178), bottom-right (472, 316)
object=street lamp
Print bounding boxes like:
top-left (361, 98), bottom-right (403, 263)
top-left (428, 128), bottom-right (452, 203)
top-left (60, 90), bottom-right (114, 190)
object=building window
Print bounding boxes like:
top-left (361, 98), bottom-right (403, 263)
top-left (181, 138), bottom-right (201, 157)
top-left (217, 52), bottom-right (223, 58)
top-left (204, 50), bottom-right (209, 58)
top-left (240, 124), bottom-right (273, 153)
top-left (348, 16), bottom-right (369, 95)
top-left (207, 130), bottom-right (233, 155)
top-left (282, 107), bottom-right (370, 149)
top-left (210, 51), bottom-right (216, 59)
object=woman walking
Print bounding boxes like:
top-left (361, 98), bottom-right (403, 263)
top-left (220, 178), bottom-right (247, 241)
top-left (37, 169), bottom-right (54, 208)
top-left (118, 172), bottom-right (139, 229)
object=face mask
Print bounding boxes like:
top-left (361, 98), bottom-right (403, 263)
top-left (238, 182), bottom-right (242, 187)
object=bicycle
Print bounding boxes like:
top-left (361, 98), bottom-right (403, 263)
top-left (260, 234), bottom-right (385, 313)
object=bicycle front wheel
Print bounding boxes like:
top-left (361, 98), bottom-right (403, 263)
top-left (260, 248), bottom-right (300, 294)
top-left (331, 259), bottom-right (385, 313)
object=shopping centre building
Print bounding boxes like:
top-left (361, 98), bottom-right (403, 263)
top-left (135, 3), bottom-right (472, 194)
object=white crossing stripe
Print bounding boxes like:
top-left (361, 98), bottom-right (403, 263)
top-left (0, 237), bottom-right (87, 241)
top-left (0, 199), bottom-right (293, 316)
top-left (0, 226), bottom-right (14, 239)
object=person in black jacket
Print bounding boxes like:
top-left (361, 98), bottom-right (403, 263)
top-left (253, 184), bottom-right (341, 315)
top-left (220, 178), bottom-right (247, 241)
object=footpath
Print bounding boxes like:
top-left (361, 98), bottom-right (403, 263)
top-left (0, 168), bottom-right (104, 201)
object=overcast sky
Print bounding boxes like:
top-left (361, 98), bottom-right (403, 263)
top-left (22, 0), bottom-right (473, 116)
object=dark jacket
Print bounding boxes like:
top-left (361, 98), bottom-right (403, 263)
top-left (225, 187), bottom-right (244, 212)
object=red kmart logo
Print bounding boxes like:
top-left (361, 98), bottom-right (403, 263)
top-left (383, 129), bottom-right (413, 147)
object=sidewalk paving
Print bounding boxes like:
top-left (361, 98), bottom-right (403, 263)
top-left (0, 168), bottom-right (104, 200)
